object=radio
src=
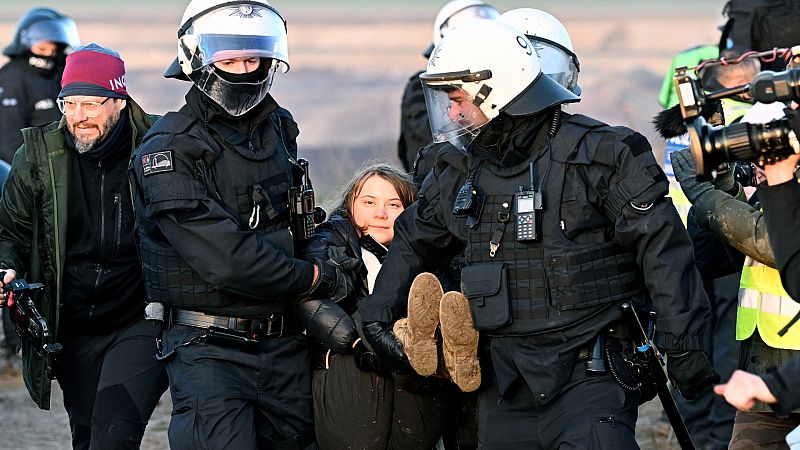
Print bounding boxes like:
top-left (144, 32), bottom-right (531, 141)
top-left (515, 161), bottom-right (543, 242)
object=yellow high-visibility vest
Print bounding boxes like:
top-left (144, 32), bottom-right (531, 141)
top-left (737, 256), bottom-right (800, 350)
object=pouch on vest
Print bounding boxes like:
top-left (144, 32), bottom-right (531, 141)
top-left (461, 263), bottom-right (511, 331)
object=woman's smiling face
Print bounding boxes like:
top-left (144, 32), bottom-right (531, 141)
top-left (351, 175), bottom-right (405, 245)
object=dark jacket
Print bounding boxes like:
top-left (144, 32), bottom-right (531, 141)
top-left (762, 354), bottom-right (800, 413)
top-left (293, 212), bottom-right (365, 353)
top-left (362, 110), bottom-right (711, 398)
top-left (130, 87), bottom-right (315, 317)
top-left (760, 178), bottom-right (800, 301)
top-left (0, 99), bottom-right (158, 409)
top-left (0, 58), bottom-right (62, 164)
top-left (398, 70), bottom-right (432, 173)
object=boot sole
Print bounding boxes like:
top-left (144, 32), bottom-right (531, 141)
top-left (440, 291), bottom-right (481, 392)
top-left (406, 272), bottom-right (443, 376)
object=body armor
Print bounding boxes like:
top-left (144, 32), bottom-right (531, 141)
top-left (136, 107), bottom-right (297, 317)
top-left (461, 114), bottom-right (646, 336)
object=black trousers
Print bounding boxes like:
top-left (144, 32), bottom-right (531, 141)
top-left (674, 274), bottom-right (739, 449)
top-left (477, 361), bottom-right (640, 450)
top-left (313, 352), bottom-right (448, 450)
top-left (164, 324), bottom-right (315, 450)
top-left (56, 318), bottom-right (168, 450)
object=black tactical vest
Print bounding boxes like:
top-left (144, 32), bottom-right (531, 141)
top-left (461, 114), bottom-right (645, 337)
top-left (137, 110), bottom-right (297, 317)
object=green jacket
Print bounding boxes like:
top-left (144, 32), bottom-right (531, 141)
top-left (0, 98), bottom-right (158, 409)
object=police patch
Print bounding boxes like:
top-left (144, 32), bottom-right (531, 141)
top-left (141, 151), bottom-right (174, 176)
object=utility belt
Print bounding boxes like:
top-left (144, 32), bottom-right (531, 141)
top-left (170, 308), bottom-right (302, 339)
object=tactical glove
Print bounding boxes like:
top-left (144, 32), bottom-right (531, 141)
top-left (307, 248), bottom-right (364, 302)
top-left (352, 338), bottom-right (390, 376)
top-left (670, 148), bottom-right (714, 204)
top-left (361, 320), bottom-right (412, 372)
top-left (667, 350), bottom-right (720, 400)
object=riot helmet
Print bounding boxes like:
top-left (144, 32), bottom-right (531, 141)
top-left (420, 20), bottom-right (579, 151)
top-left (423, 0), bottom-right (499, 58)
top-left (500, 8), bottom-right (581, 95)
top-left (3, 7), bottom-right (79, 57)
top-left (164, 0), bottom-right (289, 116)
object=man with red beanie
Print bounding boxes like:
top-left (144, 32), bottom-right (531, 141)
top-left (0, 43), bottom-right (167, 449)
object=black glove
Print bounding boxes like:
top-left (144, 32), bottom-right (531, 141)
top-left (712, 163), bottom-right (739, 194)
top-left (307, 247), bottom-right (365, 302)
top-left (361, 321), bottom-right (412, 372)
top-left (666, 350), bottom-right (720, 400)
top-left (671, 148), bottom-right (714, 203)
top-left (352, 338), bottom-right (390, 375)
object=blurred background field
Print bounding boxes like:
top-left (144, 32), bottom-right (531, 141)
top-left (0, 1), bottom-right (728, 448)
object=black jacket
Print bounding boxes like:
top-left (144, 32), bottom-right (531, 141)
top-left (293, 212), bottom-right (365, 353)
top-left (362, 110), bottom-right (710, 397)
top-left (130, 87), bottom-right (315, 317)
top-left (398, 70), bottom-right (432, 173)
top-left (760, 179), bottom-right (800, 300)
top-left (0, 58), bottom-right (62, 163)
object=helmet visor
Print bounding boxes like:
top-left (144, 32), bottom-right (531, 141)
top-left (21, 18), bottom-right (79, 50)
top-left (187, 3), bottom-right (289, 72)
top-left (421, 79), bottom-right (490, 152)
top-left (193, 61), bottom-right (277, 116)
top-left (531, 39), bottom-right (579, 93)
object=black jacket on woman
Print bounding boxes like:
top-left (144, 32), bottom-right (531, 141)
top-left (294, 212), bottom-right (367, 353)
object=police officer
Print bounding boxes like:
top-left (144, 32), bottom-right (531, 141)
top-left (397, 0), bottom-right (498, 174)
top-left (361, 20), bottom-right (717, 448)
top-left (0, 7), bottom-right (79, 163)
top-left (130, 1), bottom-right (358, 449)
top-left (499, 8), bottom-right (581, 96)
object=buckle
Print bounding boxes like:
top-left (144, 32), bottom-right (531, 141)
top-left (259, 314), bottom-right (284, 337)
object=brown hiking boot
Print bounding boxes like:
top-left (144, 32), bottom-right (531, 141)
top-left (404, 272), bottom-right (443, 376)
top-left (439, 291), bottom-right (481, 392)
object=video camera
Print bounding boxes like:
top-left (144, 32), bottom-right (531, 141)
top-left (673, 47), bottom-right (800, 175)
top-left (1, 274), bottom-right (61, 379)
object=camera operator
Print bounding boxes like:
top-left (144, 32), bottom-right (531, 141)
top-left (671, 86), bottom-right (800, 448)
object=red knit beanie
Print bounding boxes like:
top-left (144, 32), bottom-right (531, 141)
top-left (59, 43), bottom-right (127, 99)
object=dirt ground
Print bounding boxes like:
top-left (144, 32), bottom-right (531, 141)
top-left (0, 0), bottom-right (728, 448)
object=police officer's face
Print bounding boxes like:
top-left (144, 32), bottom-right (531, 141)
top-left (448, 88), bottom-right (489, 128)
top-left (213, 57), bottom-right (261, 74)
top-left (30, 40), bottom-right (57, 57)
top-left (64, 95), bottom-right (126, 154)
top-left (351, 175), bottom-right (405, 246)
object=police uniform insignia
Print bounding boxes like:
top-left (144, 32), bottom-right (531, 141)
top-left (141, 151), bottom-right (175, 176)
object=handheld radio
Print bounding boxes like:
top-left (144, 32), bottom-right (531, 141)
top-left (515, 161), bottom-right (543, 242)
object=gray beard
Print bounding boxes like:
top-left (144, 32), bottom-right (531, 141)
top-left (74, 138), bottom-right (98, 154)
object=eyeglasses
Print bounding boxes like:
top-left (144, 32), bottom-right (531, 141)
top-left (56, 97), bottom-right (111, 118)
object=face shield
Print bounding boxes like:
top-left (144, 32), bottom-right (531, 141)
top-left (530, 38), bottom-right (580, 94)
top-left (420, 70), bottom-right (492, 152)
top-left (20, 17), bottom-right (79, 51)
top-left (181, 3), bottom-right (289, 116)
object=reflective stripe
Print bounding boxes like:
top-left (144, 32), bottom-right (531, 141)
top-left (738, 288), bottom-right (759, 309)
top-left (760, 292), bottom-right (800, 318)
top-left (737, 256), bottom-right (800, 348)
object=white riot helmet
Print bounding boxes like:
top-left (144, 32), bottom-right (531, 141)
top-left (164, 0), bottom-right (289, 116)
top-left (420, 20), bottom-right (579, 151)
top-left (500, 8), bottom-right (581, 95)
top-left (423, 0), bottom-right (499, 57)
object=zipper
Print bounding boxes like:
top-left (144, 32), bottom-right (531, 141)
top-left (113, 194), bottom-right (122, 253)
top-left (98, 160), bottom-right (105, 260)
